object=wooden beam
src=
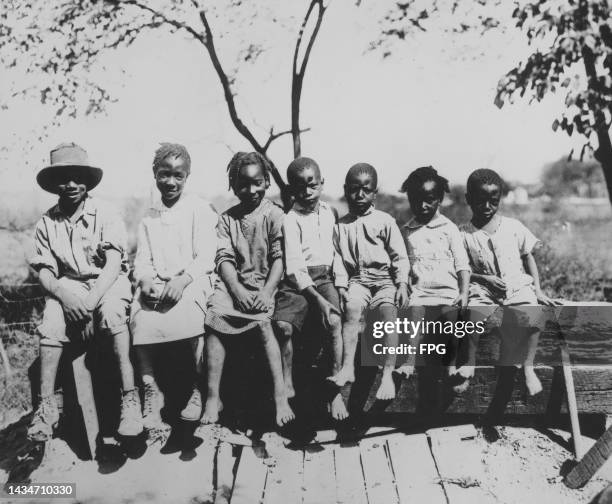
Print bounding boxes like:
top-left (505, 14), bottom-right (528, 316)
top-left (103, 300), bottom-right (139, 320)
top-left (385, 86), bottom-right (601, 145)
top-left (72, 353), bottom-right (99, 460)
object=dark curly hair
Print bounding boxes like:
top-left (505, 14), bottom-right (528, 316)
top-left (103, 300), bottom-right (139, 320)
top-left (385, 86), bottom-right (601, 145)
top-left (345, 163), bottom-right (378, 187)
top-left (400, 166), bottom-right (450, 200)
top-left (152, 142), bottom-right (191, 173)
top-left (466, 168), bottom-right (504, 196)
top-left (226, 151), bottom-right (271, 190)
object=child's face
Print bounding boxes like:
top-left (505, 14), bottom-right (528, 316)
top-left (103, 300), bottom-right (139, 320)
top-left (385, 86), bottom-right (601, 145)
top-left (56, 171), bottom-right (88, 206)
top-left (289, 166), bottom-right (323, 211)
top-left (408, 180), bottom-right (442, 223)
top-left (233, 163), bottom-right (268, 210)
top-left (466, 182), bottom-right (501, 222)
top-left (155, 156), bottom-right (189, 203)
top-left (344, 171), bottom-right (377, 215)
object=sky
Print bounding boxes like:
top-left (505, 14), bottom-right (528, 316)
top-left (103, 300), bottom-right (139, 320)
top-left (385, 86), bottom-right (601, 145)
top-left (0, 1), bottom-right (589, 204)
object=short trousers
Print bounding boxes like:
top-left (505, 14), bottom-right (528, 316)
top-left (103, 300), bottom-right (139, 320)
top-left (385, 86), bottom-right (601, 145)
top-left (347, 278), bottom-right (397, 312)
top-left (467, 283), bottom-right (544, 329)
top-left (38, 275), bottom-right (132, 347)
top-left (273, 265), bottom-right (340, 331)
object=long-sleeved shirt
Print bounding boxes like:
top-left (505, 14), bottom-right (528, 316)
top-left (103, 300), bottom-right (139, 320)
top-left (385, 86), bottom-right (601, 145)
top-left (215, 198), bottom-right (284, 291)
top-left (133, 193), bottom-right (217, 283)
top-left (333, 207), bottom-right (409, 289)
top-left (283, 201), bottom-right (337, 291)
top-left (30, 195), bottom-right (129, 280)
top-left (404, 212), bottom-right (470, 302)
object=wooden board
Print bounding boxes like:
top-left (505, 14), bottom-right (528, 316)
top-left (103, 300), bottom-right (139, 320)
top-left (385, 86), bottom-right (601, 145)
top-left (386, 433), bottom-right (446, 504)
top-left (231, 446), bottom-right (268, 504)
top-left (264, 447), bottom-right (303, 504)
top-left (360, 438), bottom-right (398, 504)
top-left (195, 437), bottom-right (217, 502)
top-left (427, 425), bottom-right (493, 504)
top-left (334, 445), bottom-right (368, 504)
top-left (72, 353), bottom-right (98, 459)
top-left (214, 441), bottom-right (235, 504)
top-left (342, 365), bottom-right (612, 416)
top-left (303, 445), bottom-right (336, 504)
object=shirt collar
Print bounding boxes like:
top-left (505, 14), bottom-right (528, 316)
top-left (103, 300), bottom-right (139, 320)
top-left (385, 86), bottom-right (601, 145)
top-left (349, 205), bottom-right (374, 218)
top-left (49, 195), bottom-right (96, 226)
top-left (405, 211), bottom-right (447, 230)
top-left (293, 200), bottom-right (325, 215)
top-left (150, 191), bottom-right (188, 212)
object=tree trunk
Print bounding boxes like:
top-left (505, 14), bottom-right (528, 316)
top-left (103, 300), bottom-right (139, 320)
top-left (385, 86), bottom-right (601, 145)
top-left (595, 129), bottom-right (612, 206)
top-left (582, 47), bottom-right (612, 205)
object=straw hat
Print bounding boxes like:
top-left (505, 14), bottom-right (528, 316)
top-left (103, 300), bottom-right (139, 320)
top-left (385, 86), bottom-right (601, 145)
top-left (36, 143), bottom-right (103, 194)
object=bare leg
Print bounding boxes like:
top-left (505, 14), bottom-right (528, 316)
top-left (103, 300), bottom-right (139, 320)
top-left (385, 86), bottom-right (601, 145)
top-left (113, 327), bottom-right (136, 391)
top-left (135, 345), bottom-right (156, 385)
top-left (191, 335), bottom-right (204, 375)
top-left (328, 301), bottom-right (363, 386)
top-left (202, 332), bottom-right (225, 424)
top-left (395, 306), bottom-right (424, 379)
top-left (376, 304), bottom-right (398, 400)
top-left (259, 320), bottom-right (294, 427)
top-left (39, 345), bottom-right (63, 398)
top-left (524, 330), bottom-right (542, 396)
top-left (274, 321), bottom-right (295, 398)
top-left (327, 313), bottom-right (348, 420)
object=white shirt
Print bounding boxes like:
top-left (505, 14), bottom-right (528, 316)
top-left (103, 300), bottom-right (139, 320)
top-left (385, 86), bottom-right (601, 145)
top-left (283, 201), bottom-right (337, 291)
top-left (133, 193), bottom-right (218, 283)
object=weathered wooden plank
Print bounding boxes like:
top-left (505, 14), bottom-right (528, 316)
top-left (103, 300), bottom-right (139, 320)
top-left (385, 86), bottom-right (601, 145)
top-left (342, 365), bottom-right (612, 415)
top-left (194, 436), bottom-right (217, 502)
top-left (334, 445), bottom-right (368, 504)
top-left (360, 438), bottom-right (399, 504)
top-left (72, 353), bottom-right (98, 459)
top-left (214, 441), bottom-right (235, 504)
top-left (231, 446), bottom-right (268, 504)
top-left (264, 447), bottom-right (303, 504)
top-left (427, 425), bottom-right (493, 504)
top-left (386, 433), bottom-right (446, 504)
top-left (303, 445), bottom-right (336, 504)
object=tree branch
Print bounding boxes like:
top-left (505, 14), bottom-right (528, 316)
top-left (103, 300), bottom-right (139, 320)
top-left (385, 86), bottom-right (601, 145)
top-left (198, 9), bottom-right (264, 153)
top-left (115, 0), bottom-right (206, 44)
top-left (263, 127), bottom-right (311, 152)
top-left (291, 0), bottom-right (327, 158)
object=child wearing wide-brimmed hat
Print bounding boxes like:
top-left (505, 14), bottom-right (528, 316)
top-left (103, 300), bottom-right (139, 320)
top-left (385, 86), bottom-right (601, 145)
top-left (28, 142), bottom-right (143, 441)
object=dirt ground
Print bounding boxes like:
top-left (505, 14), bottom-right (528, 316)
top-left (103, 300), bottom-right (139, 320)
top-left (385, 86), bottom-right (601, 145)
top-left (1, 423), bottom-right (611, 504)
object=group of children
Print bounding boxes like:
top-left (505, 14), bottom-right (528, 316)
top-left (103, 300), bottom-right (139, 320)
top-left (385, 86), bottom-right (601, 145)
top-left (27, 141), bottom-right (559, 442)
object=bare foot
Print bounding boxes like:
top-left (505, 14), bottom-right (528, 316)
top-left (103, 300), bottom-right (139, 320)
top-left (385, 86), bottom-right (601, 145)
top-left (275, 398), bottom-right (295, 427)
top-left (447, 365), bottom-right (457, 376)
top-left (327, 366), bottom-right (355, 386)
top-left (286, 383), bottom-right (296, 399)
top-left (394, 364), bottom-right (415, 379)
top-left (456, 365), bottom-right (475, 380)
top-left (524, 367), bottom-right (543, 396)
top-left (451, 365), bottom-right (475, 394)
top-left (201, 397), bottom-right (223, 425)
top-left (375, 372), bottom-right (396, 400)
top-left (329, 393), bottom-right (349, 421)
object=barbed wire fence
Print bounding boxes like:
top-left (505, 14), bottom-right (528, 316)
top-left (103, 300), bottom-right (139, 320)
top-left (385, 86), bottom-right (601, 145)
top-left (0, 282), bottom-right (44, 426)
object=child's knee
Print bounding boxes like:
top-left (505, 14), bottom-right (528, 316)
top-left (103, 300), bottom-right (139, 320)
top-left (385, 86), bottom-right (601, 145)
top-left (329, 313), bottom-right (342, 332)
top-left (275, 321), bottom-right (294, 340)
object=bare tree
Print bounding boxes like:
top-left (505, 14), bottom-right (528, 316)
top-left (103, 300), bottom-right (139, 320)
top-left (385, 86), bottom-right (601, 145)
top-left (0, 1), bottom-right (339, 207)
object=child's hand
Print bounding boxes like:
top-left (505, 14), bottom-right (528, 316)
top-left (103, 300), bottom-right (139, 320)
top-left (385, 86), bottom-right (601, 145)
top-left (160, 274), bottom-right (191, 305)
top-left (251, 288), bottom-right (275, 313)
top-left (535, 289), bottom-right (561, 306)
top-left (482, 275), bottom-right (506, 295)
top-left (139, 277), bottom-right (157, 301)
top-left (317, 298), bottom-right (341, 331)
top-left (338, 287), bottom-right (349, 313)
top-left (395, 283), bottom-right (410, 308)
top-left (58, 287), bottom-right (91, 324)
top-left (232, 285), bottom-right (256, 312)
